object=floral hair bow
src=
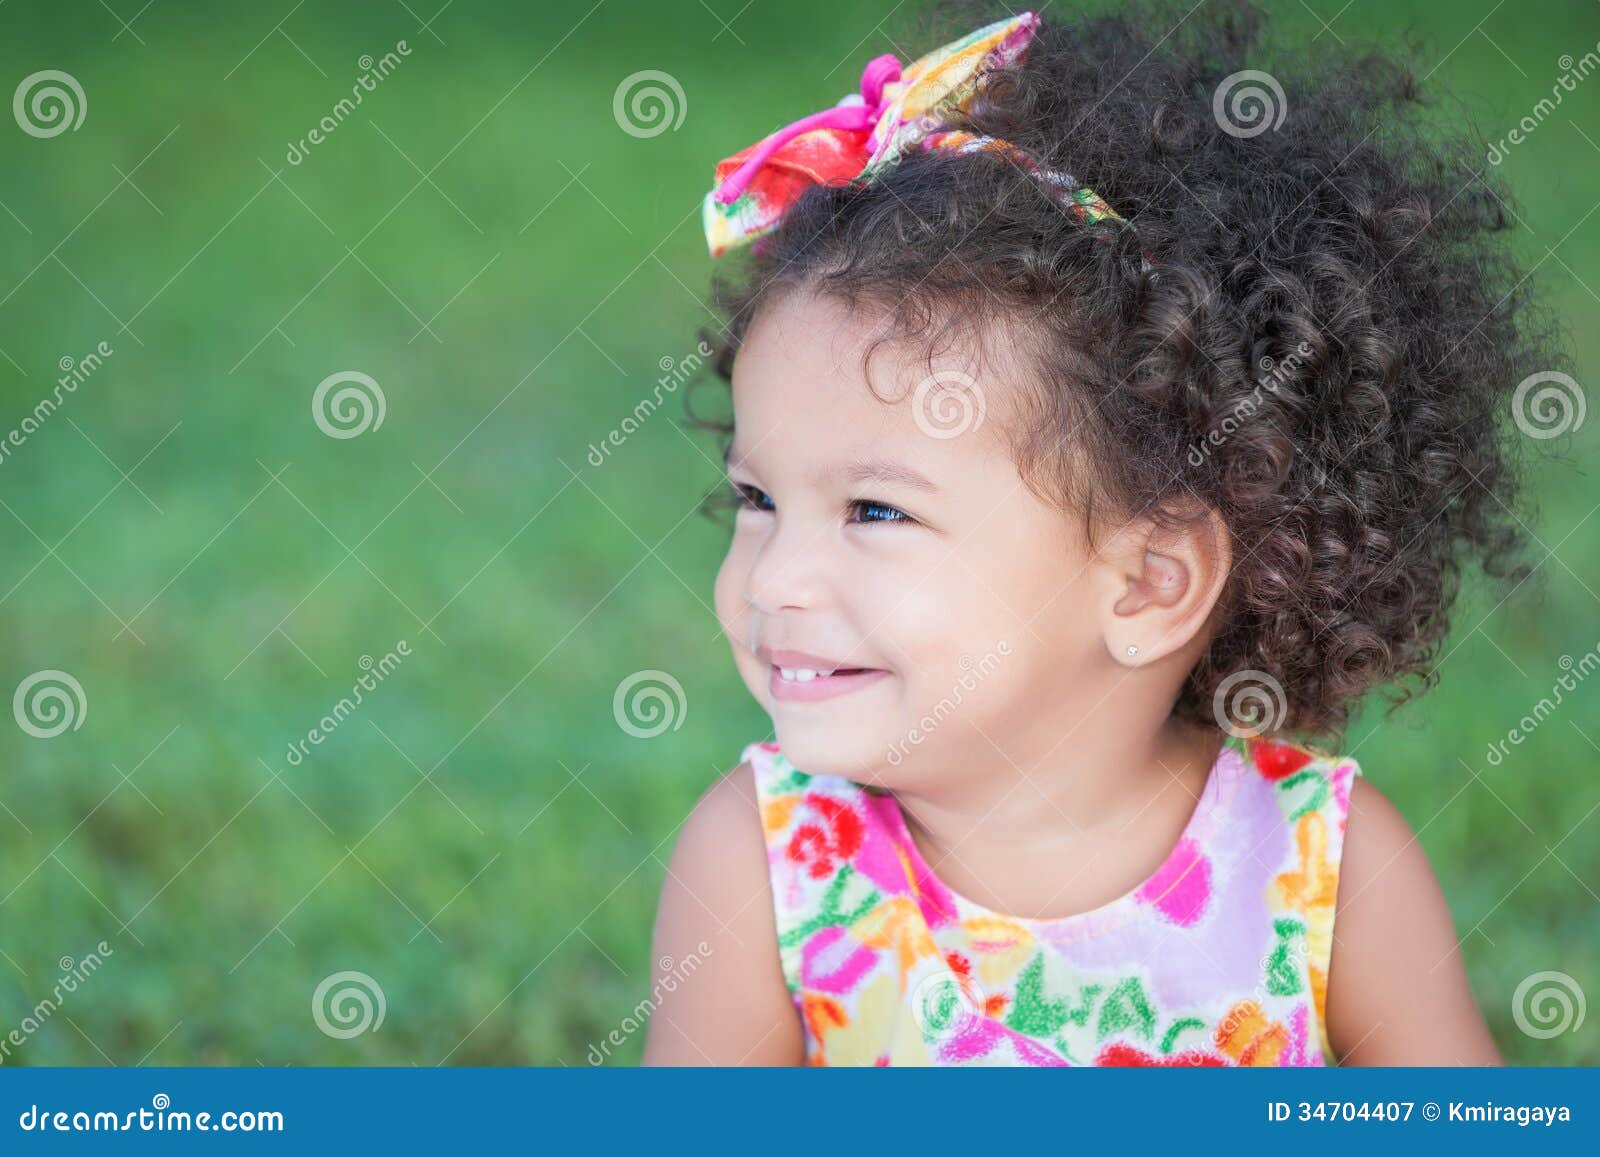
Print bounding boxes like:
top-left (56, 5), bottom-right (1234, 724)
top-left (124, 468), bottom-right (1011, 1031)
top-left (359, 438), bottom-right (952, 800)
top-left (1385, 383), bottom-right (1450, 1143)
top-left (702, 10), bottom-right (1151, 269)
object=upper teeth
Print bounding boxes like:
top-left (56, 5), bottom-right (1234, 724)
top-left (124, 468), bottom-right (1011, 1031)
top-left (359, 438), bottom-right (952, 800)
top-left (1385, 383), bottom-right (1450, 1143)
top-left (779, 667), bottom-right (834, 682)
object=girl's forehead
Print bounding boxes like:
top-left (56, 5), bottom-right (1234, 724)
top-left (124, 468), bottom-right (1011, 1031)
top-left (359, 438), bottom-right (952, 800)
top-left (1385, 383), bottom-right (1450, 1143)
top-left (726, 376), bottom-right (985, 470)
top-left (735, 299), bottom-right (1019, 427)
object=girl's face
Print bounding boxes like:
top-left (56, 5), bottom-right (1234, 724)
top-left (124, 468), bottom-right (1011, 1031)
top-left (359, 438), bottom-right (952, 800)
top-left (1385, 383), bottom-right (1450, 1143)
top-left (713, 287), bottom-right (1112, 788)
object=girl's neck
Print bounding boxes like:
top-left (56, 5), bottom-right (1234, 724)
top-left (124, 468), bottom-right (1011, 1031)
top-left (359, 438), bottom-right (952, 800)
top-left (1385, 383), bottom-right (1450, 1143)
top-left (891, 715), bottom-right (1226, 920)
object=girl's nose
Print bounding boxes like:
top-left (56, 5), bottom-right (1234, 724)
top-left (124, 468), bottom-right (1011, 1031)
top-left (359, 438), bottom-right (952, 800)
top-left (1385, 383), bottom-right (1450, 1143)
top-left (742, 521), bottom-right (824, 615)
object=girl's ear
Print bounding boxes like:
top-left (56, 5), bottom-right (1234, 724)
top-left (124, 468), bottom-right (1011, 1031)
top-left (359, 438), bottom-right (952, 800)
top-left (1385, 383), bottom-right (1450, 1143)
top-left (1096, 506), bottom-right (1231, 667)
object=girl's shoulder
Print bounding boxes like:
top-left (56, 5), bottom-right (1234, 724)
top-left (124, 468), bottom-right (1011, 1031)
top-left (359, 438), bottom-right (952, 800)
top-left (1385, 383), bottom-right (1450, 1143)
top-left (1239, 738), bottom-right (1497, 1064)
top-left (644, 749), bottom-right (807, 1063)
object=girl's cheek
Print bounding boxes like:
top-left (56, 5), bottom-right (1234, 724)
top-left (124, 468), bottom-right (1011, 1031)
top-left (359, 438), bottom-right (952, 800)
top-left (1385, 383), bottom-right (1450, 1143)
top-left (862, 578), bottom-right (944, 678)
top-left (713, 548), bottom-right (766, 703)
top-left (713, 541), bottom-right (749, 639)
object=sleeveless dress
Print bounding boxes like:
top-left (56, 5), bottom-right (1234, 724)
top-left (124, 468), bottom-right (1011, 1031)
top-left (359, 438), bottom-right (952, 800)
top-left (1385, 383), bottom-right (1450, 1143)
top-left (743, 735), bottom-right (1361, 1066)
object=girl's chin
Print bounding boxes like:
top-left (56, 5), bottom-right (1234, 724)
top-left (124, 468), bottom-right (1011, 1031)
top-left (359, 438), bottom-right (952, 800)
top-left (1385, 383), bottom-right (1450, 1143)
top-left (768, 726), bottom-right (899, 781)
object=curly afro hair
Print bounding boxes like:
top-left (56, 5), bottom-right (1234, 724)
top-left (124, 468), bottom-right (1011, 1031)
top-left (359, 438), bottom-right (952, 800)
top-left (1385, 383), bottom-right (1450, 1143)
top-left (691, 0), bottom-right (1569, 739)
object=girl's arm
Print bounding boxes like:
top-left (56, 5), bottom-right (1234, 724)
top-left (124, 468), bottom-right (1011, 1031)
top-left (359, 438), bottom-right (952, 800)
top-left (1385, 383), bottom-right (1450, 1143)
top-left (642, 762), bottom-right (806, 1065)
top-left (1325, 776), bottom-right (1503, 1064)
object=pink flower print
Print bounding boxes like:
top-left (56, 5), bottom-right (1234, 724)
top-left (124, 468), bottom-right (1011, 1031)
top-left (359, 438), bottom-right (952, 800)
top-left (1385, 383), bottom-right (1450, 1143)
top-left (853, 798), bottom-right (912, 897)
top-left (1329, 761), bottom-right (1356, 833)
top-left (1134, 836), bottom-right (1213, 927)
top-left (1279, 1002), bottom-right (1320, 1066)
top-left (935, 1013), bottom-right (1070, 1066)
top-left (862, 791), bottom-right (960, 927)
top-left (800, 925), bottom-right (879, 995)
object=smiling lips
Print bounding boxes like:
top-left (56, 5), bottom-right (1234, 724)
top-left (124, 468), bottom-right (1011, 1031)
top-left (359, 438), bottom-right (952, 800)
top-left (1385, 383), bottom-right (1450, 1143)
top-left (758, 647), bottom-right (891, 703)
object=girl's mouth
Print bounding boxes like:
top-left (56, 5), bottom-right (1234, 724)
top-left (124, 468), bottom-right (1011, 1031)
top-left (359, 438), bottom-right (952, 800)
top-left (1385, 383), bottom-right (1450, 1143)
top-left (768, 664), bottom-right (890, 702)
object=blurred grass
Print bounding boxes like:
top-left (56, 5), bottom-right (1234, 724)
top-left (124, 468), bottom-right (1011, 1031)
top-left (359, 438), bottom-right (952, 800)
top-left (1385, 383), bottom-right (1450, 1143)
top-left (0, 0), bottom-right (1595, 1065)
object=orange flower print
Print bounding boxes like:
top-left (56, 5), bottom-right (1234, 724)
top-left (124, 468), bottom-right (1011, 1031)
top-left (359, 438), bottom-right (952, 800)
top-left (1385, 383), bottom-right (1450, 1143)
top-left (1214, 998), bottom-right (1289, 1065)
top-left (1270, 810), bottom-right (1340, 1023)
top-left (758, 794), bottom-right (797, 842)
top-left (800, 991), bottom-right (849, 1064)
top-left (856, 894), bottom-right (941, 978)
top-left (807, 972), bottom-right (909, 1066)
top-left (944, 950), bottom-right (1008, 1018)
top-left (1270, 811), bottom-right (1338, 918)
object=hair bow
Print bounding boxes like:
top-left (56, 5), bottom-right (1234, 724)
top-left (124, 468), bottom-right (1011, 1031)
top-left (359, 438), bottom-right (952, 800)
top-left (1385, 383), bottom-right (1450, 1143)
top-left (701, 10), bottom-right (1150, 269)
top-left (702, 11), bottom-right (1040, 258)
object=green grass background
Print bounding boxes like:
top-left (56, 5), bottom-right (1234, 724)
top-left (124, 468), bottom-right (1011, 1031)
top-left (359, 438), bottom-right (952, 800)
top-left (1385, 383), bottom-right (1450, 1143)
top-left (0, 0), bottom-right (1595, 1065)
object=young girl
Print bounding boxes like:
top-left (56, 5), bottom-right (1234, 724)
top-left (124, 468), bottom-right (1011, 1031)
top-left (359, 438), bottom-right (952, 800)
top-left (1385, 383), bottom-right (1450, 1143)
top-left (645, 0), bottom-right (1556, 1066)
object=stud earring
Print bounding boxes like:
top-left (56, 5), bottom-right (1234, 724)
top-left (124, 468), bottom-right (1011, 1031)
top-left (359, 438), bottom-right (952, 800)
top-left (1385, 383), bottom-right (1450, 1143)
top-left (1126, 645), bottom-right (1139, 657)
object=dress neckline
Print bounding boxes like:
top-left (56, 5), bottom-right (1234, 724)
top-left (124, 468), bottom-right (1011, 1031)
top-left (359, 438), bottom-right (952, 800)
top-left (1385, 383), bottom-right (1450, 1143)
top-left (877, 739), bottom-right (1242, 935)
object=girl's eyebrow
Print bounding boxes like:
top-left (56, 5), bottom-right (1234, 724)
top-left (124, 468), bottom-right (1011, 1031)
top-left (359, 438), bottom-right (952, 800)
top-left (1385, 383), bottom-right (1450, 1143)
top-left (837, 458), bottom-right (940, 493)
top-left (724, 444), bottom-right (939, 494)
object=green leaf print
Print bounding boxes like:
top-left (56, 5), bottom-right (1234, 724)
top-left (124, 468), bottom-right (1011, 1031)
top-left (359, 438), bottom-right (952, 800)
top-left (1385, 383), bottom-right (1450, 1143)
top-left (1158, 1016), bottom-right (1210, 1054)
top-left (1063, 983), bottom-right (1102, 1029)
top-left (776, 863), bottom-right (882, 949)
top-left (770, 768), bottom-right (813, 794)
top-left (1264, 916), bottom-right (1306, 996)
top-left (1096, 976), bottom-right (1158, 1042)
top-left (1277, 768), bottom-right (1328, 821)
top-left (1003, 954), bottom-right (1079, 1037)
top-left (1052, 1035), bottom-right (1082, 1065)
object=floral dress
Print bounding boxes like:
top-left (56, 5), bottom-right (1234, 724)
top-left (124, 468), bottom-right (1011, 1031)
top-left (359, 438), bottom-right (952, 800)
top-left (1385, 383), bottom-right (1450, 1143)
top-left (743, 735), bottom-right (1361, 1066)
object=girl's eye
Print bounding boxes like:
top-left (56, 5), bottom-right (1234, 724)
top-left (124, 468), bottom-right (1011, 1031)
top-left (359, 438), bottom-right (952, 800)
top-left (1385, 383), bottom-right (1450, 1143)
top-left (850, 499), bottom-right (912, 525)
top-left (720, 482), bottom-right (912, 526)
top-left (720, 483), bottom-right (774, 512)
top-left (731, 482), bottom-right (773, 513)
